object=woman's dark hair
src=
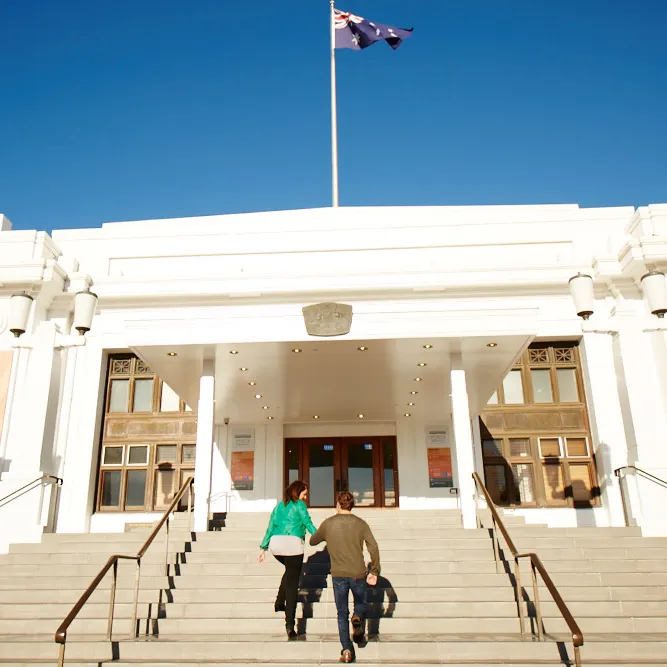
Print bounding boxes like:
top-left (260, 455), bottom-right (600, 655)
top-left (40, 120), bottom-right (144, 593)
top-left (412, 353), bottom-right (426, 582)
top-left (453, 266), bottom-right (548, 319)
top-left (284, 480), bottom-right (308, 505)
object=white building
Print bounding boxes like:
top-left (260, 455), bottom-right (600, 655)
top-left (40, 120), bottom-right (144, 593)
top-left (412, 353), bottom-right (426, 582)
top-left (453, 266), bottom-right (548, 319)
top-left (1, 204), bottom-right (667, 552)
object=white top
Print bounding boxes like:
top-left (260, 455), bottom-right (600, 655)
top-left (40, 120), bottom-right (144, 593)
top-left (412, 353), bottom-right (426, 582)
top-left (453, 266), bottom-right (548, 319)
top-left (269, 535), bottom-right (304, 556)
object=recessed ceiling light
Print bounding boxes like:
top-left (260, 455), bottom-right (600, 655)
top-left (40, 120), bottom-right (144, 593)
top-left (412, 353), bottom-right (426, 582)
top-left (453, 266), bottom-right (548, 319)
top-left (410, 391), bottom-right (418, 395)
top-left (262, 406), bottom-right (269, 410)
top-left (254, 394), bottom-right (262, 399)
top-left (229, 350), bottom-right (239, 355)
top-left (487, 342), bottom-right (498, 348)
top-left (358, 413), bottom-right (364, 419)
top-left (167, 352), bottom-right (177, 357)
top-left (292, 348), bottom-right (302, 353)
top-left (423, 344), bottom-right (433, 349)
top-left (408, 402), bottom-right (415, 406)
top-left (248, 381), bottom-right (257, 386)
top-left (239, 367), bottom-right (249, 371)
top-left (414, 377), bottom-right (423, 382)
top-left (267, 416), bottom-right (274, 420)
top-left (357, 346), bottom-right (369, 351)
top-left (404, 413), bottom-right (411, 417)
top-left (313, 415), bottom-right (320, 420)
top-left (417, 362), bottom-right (427, 367)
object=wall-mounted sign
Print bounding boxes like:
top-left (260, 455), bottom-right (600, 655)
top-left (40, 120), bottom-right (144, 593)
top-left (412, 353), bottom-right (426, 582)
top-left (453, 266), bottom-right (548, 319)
top-left (427, 447), bottom-right (453, 488)
top-left (427, 428), bottom-right (448, 447)
top-left (231, 451), bottom-right (254, 490)
top-left (232, 429), bottom-right (255, 451)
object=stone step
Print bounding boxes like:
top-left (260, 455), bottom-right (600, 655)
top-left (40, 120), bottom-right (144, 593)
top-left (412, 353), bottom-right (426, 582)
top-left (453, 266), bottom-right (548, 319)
top-left (3, 635), bottom-right (667, 662)
top-left (2, 569), bottom-right (664, 592)
top-left (0, 589), bottom-right (163, 604)
top-left (516, 558), bottom-right (667, 573)
top-left (7, 662), bottom-right (666, 667)
top-left (0, 559), bottom-right (511, 578)
top-left (8, 542), bottom-right (189, 554)
top-left (6, 599), bottom-right (666, 625)
top-left (0, 576), bottom-right (169, 590)
top-left (0, 616), bottom-right (525, 636)
top-left (0, 600), bottom-right (520, 621)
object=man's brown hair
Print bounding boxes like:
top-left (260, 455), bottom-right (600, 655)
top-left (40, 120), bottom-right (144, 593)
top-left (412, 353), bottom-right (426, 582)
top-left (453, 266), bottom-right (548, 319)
top-left (336, 491), bottom-right (355, 511)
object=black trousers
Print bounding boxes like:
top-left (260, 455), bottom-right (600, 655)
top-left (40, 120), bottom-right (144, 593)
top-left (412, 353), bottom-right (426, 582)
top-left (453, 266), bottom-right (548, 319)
top-left (274, 554), bottom-right (303, 628)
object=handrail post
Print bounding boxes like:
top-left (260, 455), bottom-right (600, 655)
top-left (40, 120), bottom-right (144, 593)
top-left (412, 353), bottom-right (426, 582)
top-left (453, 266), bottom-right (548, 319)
top-left (473, 482), bottom-right (480, 529)
top-left (131, 559), bottom-right (141, 638)
top-left (531, 559), bottom-right (543, 640)
top-left (188, 482), bottom-right (193, 534)
top-left (616, 470), bottom-right (631, 527)
top-left (57, 641), bottom-right (66, 667)
top-left (514, 556), bottom-right (525, 635)
top-left (491, 516), bottom-right (500, 573)
top-left (574, 644), bottom-right (582, 667)
top-left (106, 559), bottom-right (118, 640)
top-left (164, 516), bottom-right (170, 576)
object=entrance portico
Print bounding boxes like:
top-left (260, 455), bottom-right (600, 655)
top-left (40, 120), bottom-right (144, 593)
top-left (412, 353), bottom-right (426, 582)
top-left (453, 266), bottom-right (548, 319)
top-left (131, 329), bottom-right (535, 529)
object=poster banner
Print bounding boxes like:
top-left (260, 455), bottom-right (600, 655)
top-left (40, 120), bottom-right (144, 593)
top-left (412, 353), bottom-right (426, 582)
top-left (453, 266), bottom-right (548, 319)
top-left (231, 451), bottom-right (254, 490)
top-left (427, 447), bottom-right (453, 488)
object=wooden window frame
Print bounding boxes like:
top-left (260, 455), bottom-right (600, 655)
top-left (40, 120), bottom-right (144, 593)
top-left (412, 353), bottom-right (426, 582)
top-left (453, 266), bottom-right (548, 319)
top-left (480, 342), bottom-right (600, 508)
top-left (96, 354), bottom-right (196, 513)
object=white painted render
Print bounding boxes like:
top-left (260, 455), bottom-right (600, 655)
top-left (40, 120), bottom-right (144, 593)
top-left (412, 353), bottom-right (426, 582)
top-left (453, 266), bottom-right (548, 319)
top-left (1, 203), bottom-right (667, 552)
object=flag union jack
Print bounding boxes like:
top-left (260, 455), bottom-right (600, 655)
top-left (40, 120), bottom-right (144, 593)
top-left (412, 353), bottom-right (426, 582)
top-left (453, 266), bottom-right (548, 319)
top-left (333, 7), bottom-right (413, 51)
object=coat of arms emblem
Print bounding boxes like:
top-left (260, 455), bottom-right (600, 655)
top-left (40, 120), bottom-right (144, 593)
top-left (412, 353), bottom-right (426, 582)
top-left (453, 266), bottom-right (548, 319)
top-left (302, 302), bottom-right (353, 337)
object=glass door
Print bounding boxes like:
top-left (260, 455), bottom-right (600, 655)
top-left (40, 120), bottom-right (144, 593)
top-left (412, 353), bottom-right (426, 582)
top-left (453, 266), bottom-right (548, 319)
top-left (286, 437), bottom-right (398, 508)
top-left (303, 439), bottom-right (340, 507)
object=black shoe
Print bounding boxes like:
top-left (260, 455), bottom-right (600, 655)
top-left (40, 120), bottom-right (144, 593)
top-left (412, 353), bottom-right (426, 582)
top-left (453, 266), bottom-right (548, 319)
top-left (275, 600), bottom-right (286, 612)
top-left (351, 615), bottom-right (363, 637)
top-left (286, 628), bottom-right (298, 640)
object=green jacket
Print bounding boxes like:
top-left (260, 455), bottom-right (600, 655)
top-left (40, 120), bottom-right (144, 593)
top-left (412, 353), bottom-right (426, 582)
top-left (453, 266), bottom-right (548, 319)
top-left (260, 500), bottom-right (317, 550)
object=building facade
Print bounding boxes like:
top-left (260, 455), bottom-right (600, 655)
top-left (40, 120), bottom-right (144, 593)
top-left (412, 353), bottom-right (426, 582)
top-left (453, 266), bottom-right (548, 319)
top-left (1, 204), bottom-right (667, 551)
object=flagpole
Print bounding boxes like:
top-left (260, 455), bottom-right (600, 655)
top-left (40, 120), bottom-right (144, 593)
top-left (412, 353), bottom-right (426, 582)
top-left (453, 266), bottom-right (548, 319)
top-left (330, 0), bottom-right (339, 207)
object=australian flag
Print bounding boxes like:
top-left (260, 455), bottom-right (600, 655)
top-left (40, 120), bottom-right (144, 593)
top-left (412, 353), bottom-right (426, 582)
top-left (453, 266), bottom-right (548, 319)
top-left (334, 8), bottom-right (413, 51)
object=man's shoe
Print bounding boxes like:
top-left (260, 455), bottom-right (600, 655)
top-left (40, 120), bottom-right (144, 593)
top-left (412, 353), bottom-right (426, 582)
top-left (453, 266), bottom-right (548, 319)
top-left (339, 649), bottom-right (355, 663)
top-left (351, 615), bottom-right (363, 637)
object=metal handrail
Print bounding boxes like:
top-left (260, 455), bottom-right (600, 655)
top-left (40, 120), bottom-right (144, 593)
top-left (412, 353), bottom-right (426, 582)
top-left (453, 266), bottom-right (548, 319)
top-left (614, 465), bottom-right (667, 488)
top-left (472, 472), bottom-right (584, 667)
top-left (613, 466), bottom-right (667, 527)
top-left (54, 476), bottom-right (194, 667)
top-left (0, 474), bottom-right (63, 507)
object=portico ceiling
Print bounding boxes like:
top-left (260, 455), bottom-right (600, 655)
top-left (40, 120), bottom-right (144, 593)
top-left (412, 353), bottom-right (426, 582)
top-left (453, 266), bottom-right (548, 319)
top-left (134, 335), bottom-right (531, 425)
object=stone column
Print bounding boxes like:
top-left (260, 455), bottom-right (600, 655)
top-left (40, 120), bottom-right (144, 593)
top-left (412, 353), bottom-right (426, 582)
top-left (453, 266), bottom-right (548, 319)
top-left (0, 322), bottom-right (59, 549)
top-left (194, 359), bottom-right (215, 532)
top-left (56, 338), bottom-right (105, 533)
top-left (450, 359), bottom-right (477, 529)
top-left (579, 332), bottom-right (629, 527)
top-left (612, 322), bottom-right (667, 535)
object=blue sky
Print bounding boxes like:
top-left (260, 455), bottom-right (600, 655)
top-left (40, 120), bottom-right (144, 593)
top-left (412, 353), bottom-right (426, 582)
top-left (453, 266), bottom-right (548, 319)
top-left (1, 0), bottom-right (666, 232)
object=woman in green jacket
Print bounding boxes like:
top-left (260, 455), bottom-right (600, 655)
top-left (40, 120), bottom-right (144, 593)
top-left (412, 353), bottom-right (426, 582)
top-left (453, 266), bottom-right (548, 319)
top-left (258, 480), bottom-right (317, 639)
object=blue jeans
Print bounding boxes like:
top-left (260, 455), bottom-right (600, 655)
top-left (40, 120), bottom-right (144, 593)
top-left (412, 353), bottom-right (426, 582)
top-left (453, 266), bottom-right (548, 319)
top-left (333, 576), bottom-right (368, 653)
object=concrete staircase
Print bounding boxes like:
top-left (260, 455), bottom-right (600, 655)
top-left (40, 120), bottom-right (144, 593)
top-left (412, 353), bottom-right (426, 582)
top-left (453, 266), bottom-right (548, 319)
top-left (0, 509), bottom-right (666, 665)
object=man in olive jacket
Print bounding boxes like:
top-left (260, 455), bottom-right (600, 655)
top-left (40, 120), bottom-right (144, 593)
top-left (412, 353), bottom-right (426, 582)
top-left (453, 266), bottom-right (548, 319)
top-left (310, 491), bottom-right (380, 663)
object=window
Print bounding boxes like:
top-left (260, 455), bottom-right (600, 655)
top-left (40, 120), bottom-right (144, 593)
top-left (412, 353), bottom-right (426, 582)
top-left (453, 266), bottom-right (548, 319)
top-left (502, 370), bottom-right (524, 404)
top-left (530, 369), bottom-right (553, 403)
top-left (480, 342), bottom-right (599, 508)
top-left (96, 354), bottom-right (197, 512)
